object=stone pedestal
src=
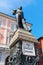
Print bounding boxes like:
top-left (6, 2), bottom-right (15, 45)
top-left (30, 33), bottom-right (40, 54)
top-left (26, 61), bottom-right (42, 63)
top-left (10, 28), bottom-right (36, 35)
top-left (9, 29), bottom-right (39, 65)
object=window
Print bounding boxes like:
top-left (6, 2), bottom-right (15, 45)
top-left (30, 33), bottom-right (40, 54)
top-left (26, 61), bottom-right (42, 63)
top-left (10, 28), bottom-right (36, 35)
top-left (9, 35), bottom-right (12, 43)
top-left (41, 56), bottom-right (43, 62)
top-left (0, 52), bottom-right (2, 62)
top-left (39, 48), bottom-right (42, 54)
top-left (10, 22), bottom-right (14, 32)
top-left (0, 20), bottom-right (2, 27)
top-left (7, 32), bottom-right (13, 44)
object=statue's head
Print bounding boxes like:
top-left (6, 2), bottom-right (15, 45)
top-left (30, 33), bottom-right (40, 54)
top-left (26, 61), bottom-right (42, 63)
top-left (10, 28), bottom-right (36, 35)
top-left (12, 6), bottom-right (22, 15)
top-left (18, 6), bottom-right (22, 10)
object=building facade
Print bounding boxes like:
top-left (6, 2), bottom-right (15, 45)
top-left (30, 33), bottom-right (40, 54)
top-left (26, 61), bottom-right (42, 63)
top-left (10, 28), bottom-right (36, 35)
top-left (36, 37), bottom-right (43, 65)
top-left (0, 12), bottom-right (17, 65)
top-left (0, 12), bottom-right (31, 65)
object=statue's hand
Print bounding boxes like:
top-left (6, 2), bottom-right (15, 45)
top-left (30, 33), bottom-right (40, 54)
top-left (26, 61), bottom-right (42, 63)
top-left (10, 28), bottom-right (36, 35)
top-left (12, 10), bottom-right (17, 15)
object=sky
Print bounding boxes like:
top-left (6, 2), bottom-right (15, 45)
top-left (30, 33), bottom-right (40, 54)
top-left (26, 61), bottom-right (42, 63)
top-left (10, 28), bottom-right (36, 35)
top-left (0, 0), bottom-right (43, 39)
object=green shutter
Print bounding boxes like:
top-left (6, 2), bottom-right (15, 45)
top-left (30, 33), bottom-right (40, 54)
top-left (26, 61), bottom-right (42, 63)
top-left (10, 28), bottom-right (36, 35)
top-left (42, 56), bottom-right (43, 62)
top-left (39, 48), bottom-right (42, 54)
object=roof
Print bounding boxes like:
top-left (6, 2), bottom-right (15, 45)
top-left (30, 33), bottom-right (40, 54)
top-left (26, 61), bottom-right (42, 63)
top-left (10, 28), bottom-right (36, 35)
top-left (38, 36), bottom-right (43, 41)
top-left (26, 22), bottom-right (32, 26)
top-left (0, 12), bottom-right (32, 26)
top-left (0, 12), bottom-right (16, 21)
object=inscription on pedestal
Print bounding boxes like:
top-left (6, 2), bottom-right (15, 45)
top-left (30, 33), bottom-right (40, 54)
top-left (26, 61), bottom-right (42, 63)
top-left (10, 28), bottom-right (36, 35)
top-left (22, 41), bottom-right (36, 56)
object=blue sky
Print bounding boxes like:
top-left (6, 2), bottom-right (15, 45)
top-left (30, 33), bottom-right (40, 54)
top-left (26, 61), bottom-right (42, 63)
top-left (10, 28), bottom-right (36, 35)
top-left (0, 0), bottom-right (43, 39)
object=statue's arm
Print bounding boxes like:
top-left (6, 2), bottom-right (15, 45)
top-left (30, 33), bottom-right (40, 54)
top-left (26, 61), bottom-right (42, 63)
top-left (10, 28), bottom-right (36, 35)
top-left (12, 10), bottom-right (17, 15)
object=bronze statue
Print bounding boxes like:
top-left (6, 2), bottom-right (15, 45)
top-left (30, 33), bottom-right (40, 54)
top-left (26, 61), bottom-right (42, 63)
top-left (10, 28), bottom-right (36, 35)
top-left (12, 6), bottom-right (32, 32)
top-left (12, 6), bottom-right (24, 29)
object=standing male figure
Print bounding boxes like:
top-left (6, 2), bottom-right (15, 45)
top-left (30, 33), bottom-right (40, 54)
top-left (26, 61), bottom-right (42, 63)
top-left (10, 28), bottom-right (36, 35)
top-left (12, 6), bottom-right (24, 29)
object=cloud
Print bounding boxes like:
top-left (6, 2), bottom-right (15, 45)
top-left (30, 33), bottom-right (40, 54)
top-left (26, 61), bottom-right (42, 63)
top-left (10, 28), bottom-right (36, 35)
top-left (13, 0), bottom-right (36, 7)
top-left (0, 0), bottom-right (36, 10)
top-left (0, 1), bottom-right (9, 10)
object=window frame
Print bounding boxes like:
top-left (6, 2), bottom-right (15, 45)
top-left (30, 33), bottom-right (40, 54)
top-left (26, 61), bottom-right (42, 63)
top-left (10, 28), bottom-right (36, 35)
top-left (0, 20), bottom-right (3, 27)
top-left (10, 22), bottom-right (15, 32)
top-left (0, 52), bottom-right (2, 62)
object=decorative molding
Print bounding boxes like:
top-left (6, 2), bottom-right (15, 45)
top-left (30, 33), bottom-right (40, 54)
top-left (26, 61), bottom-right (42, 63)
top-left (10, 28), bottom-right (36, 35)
top-left (0, 12), bottom-right (16, 21)
top-left (10, 29), bottom-right (39, 48)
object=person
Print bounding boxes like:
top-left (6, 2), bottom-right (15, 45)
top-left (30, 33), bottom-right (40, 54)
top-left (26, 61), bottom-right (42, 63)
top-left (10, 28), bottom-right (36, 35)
top-left (12, 6), bottom-right (24, 29)
top-left (12, 6), bottom-right (31, 32)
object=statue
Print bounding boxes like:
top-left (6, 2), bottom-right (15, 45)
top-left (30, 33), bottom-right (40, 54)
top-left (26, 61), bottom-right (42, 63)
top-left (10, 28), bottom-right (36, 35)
top-left (12, 6), bottom-right (24, 29)
top-left (12, 6), bottom-right (32, 32)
